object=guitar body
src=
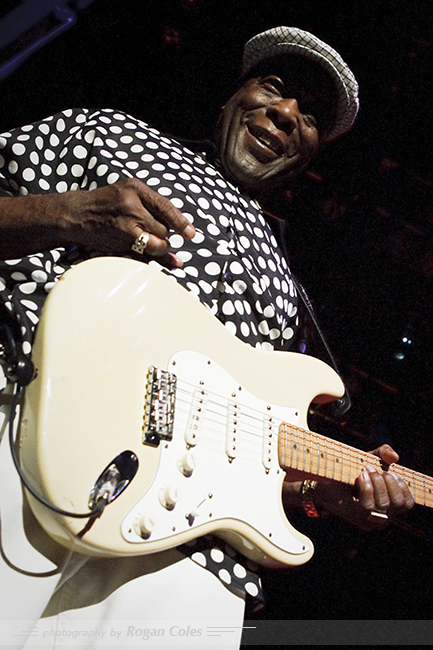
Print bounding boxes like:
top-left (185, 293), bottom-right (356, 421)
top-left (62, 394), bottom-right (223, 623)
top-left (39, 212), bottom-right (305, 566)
top-left (19, 257), bottom-right (344, 567)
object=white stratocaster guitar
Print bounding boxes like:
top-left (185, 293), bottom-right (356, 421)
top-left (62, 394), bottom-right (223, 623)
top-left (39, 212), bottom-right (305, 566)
top-left (18, 258), bottom-right (433, 569)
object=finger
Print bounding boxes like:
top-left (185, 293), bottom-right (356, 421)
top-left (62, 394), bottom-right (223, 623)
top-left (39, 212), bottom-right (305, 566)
top-left (135, 181), bottom-right (195, 239)
top-left (386, 471), bottom-right (415, 511)
top-left (357, 469), bottom-right (377, 511)
top-left (370, 443), bottom-right (399, 465)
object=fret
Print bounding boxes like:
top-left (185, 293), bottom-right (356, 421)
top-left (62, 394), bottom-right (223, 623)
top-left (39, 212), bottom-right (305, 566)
top-left (278, 422), bottom-right (433, 512)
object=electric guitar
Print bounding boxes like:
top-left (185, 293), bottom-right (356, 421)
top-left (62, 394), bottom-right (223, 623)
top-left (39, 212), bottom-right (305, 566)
top-left (19, 258), bottom-right (433, 568)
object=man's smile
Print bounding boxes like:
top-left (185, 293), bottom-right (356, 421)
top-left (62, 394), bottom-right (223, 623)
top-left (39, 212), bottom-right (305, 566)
top-left (246, 123), bottom-right (286, 158)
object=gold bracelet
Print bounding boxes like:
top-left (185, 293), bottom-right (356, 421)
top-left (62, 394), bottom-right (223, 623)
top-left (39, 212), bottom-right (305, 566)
top-left (300, 480), bottom-right (320, 518)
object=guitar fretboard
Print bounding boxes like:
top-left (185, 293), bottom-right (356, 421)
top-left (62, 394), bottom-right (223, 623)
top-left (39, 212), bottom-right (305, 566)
top-left (278, 422), bottom-right (433, 508)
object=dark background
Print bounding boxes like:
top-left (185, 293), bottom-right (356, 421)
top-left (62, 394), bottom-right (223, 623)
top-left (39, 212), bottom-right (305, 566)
top-left (1, 0), bottom-right (433, 629)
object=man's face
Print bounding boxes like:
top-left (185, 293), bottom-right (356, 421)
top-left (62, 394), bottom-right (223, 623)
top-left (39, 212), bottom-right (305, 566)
top-left (216, 58), bottom-right (335, 195)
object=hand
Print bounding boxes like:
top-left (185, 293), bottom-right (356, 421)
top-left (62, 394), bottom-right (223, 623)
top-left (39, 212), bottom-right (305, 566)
top-left (58, 179), bottom-right (195, 267)
top-left (0, 179), bottom-right (195, 265)
top-left (311, 444), bottom-right (415, 530)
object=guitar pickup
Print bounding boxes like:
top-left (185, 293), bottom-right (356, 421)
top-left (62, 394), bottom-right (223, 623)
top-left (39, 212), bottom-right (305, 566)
top-left (262, 413), bottom-right (278, 470)
top-left (143, 366), bottom-right (177, 447)
top-left (226, 401), bottom-right (240, 460)
top-left (184, 388), bottom-right (208, 446)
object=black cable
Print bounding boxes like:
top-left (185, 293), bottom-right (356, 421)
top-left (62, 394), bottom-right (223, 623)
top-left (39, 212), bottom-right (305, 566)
top-left (9, 387), bottom-right (107, 519)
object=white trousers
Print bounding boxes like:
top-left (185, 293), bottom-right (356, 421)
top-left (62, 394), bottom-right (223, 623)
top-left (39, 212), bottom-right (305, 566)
top-left (0, 391), bottom-right (245, 650)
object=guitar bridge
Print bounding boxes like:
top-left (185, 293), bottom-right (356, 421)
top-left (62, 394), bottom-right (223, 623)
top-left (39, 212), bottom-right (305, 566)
top-left (143, 366), bottom-right (177, 447)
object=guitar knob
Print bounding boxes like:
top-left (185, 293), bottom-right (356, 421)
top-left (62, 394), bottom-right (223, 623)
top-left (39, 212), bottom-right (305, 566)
top-left (133, 512), bottom-right (157, 538)
top-left (159, 484), bottom-right (181, 508)
top-left (178, 451), bottom-right (197, 476)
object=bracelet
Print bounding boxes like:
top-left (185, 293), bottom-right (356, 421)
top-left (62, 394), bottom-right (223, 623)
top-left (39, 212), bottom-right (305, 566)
top-left (300, 480), bottom-right (320, 518)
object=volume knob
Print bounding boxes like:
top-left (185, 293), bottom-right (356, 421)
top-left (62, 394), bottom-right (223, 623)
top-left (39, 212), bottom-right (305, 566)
top-left (133, 512), bottom-right (157, 538)
top-left (159, 484), bottom-right (181, 509)
top-left (177, 451), bottom-right (197, 476)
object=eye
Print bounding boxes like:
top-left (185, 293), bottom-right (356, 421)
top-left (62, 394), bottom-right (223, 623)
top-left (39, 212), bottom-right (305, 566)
top-left (302, 113), bottom-right (318, 130)
top-left (260, 75), bottom-right (285, 95)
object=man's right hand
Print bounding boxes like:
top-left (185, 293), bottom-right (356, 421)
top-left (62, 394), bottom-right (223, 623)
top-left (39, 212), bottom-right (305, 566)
top-left (0, 179), bottom-right (195, 265)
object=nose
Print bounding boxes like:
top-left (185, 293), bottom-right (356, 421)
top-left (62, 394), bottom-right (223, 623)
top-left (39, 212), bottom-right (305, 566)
top-left (266, 97), bottom-right (301, 132)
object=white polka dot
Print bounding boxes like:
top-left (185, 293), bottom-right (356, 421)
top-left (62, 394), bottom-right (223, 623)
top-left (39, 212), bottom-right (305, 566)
top-left (240, 322), bottom-right (250, 337)
top-left (56, 118), bottom-right (66, 132)
top-left (171, 197), bottom-right (184, 209)
top-left (26, 311), bottom-right (39, 325)
top-left (19, 282), bottom-right (37, 295)
top-left (50, 134), bottom-right (60, 147)
top-left (188, 183), bottom-right (201, 193)
top-left (198, 280), bottom-right (213, 294)
top-left (22, 341), bottom-right (32, 355)
top-left (107, 172), bottom-right (120, 184)
top-left (158, 186), bottom-right (172, 196)
top-left (225, 321), bottom-right (237, 335)
top-left (233, 280), bottom-right (247, 294)
top-left (184, 266), bottom-right (198, 277)
top-left (12, 143), bottom-right (26, 156)
top-left (218, 569), bottom-right (231, 584)
top-left (282, 327), bottom-right (294, 340)
top-left (222, 301), bottom-right (235, 316)
top-left (56, 181), bottom-right (68, 193)
top-left (207, 224), bottom-right (220, 236)
top-left (264, 305), bottom-right (275, 319)
top-left (269, 328), bottom-right (280, 340)
top-left (72, 164), bottom-right (84, 177)
top-left (210, 548), bottom-right (224, 563)
top-left (169, 234), bottom-right (184, 249)
top-left (229, 261), bottom-right (243, 275)
top-left (22, 168), bottom-right (35, 182)
top-left (8, 161), bottom-right (18, 174)
top-left (191, 552), bottom-right (207, 567)
top-left (245, 582), bottom-right (259, 597)
top-left (31, 270), bottom-right (48, 283)
top-left (197, 197), bottom-right (210, 210)
top-left (233, 563), bottom-right (247, 579)
top-left (11, 272), bottom-right (27, 281)
top-left (204, 262), bottom-right (222, 276)
top-left (73, 145), bottom-right (88, 159)
top-left (258, 320), bottom-right (270, 335)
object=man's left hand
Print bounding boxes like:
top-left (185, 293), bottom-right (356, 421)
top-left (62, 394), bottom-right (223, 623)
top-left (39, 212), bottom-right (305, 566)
top-left (305, 444), bottom-right (415, 530)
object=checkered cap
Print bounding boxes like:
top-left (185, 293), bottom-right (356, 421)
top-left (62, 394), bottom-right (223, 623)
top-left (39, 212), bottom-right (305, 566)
top-left (242, 27), bottom-right (359, 143)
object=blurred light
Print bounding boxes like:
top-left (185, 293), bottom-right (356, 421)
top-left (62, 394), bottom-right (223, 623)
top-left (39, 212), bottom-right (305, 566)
top-left (305, 169), bottom-right (324, 183)
top-left (163, 27), bottom-right (181, 45)
top-left (394, 351), bottom-right (406, 361)
top-left (380, 156), bottom-right (399, 170)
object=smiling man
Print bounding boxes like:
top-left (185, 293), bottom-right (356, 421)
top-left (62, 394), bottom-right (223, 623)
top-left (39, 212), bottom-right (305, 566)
top-left (0, 26), bottom-right (413, 649)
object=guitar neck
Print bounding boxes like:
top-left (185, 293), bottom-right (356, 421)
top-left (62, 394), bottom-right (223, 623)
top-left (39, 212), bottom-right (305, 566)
top-left (278, 422), bottom-right (433, 508)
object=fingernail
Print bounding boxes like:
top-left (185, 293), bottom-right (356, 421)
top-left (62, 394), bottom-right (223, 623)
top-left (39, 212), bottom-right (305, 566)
top-left (361, 470), bottom-right (372, 484)
top-left (183, 225), bottom-right (195, 238)
top-left (365, 464), bottom-right (376, 472)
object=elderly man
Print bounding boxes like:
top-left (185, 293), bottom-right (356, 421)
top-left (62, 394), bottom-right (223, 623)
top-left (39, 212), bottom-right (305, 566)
top-left (0, 27), bottom-right (413, 648)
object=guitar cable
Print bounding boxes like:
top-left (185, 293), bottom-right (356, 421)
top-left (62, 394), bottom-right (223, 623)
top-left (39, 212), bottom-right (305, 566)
top-left (8, 386), bottom-right (108, 519)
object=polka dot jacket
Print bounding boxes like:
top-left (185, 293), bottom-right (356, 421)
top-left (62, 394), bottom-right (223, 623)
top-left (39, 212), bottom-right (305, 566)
top-left (0, 108), bottom-right (301, 610)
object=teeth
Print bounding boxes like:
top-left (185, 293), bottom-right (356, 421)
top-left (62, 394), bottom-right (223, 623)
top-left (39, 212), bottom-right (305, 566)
top-left (249, 126), bottom-right (282, 154)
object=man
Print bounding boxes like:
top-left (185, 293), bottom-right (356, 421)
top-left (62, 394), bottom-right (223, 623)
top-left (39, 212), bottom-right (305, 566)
top-left (0, 27), bottom-right (413, 648)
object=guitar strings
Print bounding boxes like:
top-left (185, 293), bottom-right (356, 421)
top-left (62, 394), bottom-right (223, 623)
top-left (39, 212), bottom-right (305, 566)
top-left (170, 379), bottom-right (433, 503)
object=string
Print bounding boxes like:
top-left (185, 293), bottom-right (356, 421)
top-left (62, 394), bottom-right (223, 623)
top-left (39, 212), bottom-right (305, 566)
top-left (169, 378), bottom-right (433, 506)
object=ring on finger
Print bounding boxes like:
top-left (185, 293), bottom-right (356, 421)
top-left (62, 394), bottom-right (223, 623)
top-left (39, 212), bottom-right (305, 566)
top-left (368, 510), bottom-right (388, 521)
top-left (131, 231), bottom-right (150, 255)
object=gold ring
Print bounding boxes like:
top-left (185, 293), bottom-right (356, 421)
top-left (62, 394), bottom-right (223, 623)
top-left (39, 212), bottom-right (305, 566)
top-left (131, 231), bottom-right (150, 255)
top-left (368, 511), bottom-right (388, 521)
